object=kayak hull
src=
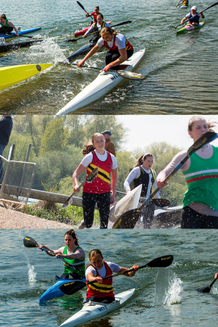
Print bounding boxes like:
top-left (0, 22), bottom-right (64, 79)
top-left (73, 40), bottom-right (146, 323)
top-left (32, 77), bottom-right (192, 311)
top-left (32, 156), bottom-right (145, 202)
top-left (60, 288), bottom-right (135, 327)
top-left (67, 41), bottom-right (96, 62)
top-left (109, 184), bottom-right (142, 224)
top-left (180, 5), bottom-right (188, 8)
top-left (74, 22), bottom-right (112, 37)
top-left (0, 27), bottom-right (41, 39)
top-left (57, 48), bottom-right (146, 115)
top-left (0, 63), bottom-right (52, 91)
top-left (0, 39), bottom-right (43, 53)
top-left (177, 22), bottom-right (204, 34)
top-left (39, 278), bottom-right (86, 304)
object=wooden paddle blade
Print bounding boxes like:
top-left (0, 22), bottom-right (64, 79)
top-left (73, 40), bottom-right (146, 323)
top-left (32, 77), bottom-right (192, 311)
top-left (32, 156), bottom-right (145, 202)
top-left (187, 131), bottom-right (218, 157)
top-left (23, 236), bottom-right (39, 247)
top-left (152, 198), bottom-right (170, 207)
top-left (59, 280), bottom-right (86, 295)
top-left (117, 70), bottom-right (146, 80)
top-left (145, 255), bottom-right (174, 268)
top-left (112, 208), bottom-right (141, 229)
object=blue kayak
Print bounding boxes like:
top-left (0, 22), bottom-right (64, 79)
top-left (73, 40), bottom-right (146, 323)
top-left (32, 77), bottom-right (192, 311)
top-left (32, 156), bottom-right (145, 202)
top-left (0, 27), bottom-right (41, 39)
top-left (39, 278), bottom-right (86, 304)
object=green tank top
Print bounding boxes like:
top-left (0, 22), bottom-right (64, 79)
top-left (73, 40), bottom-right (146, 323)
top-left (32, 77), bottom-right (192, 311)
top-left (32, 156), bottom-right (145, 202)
top-left (182, 146), bottom-right (218, 210)
top-left (63, 246), bottom-right (85, 277)
top-left (1, 18), bottom-right (10, 27)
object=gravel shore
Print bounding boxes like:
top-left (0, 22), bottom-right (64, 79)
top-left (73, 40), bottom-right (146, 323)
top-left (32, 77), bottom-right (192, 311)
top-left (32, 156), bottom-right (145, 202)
top-left (0, 206), bottom-right (76, 229)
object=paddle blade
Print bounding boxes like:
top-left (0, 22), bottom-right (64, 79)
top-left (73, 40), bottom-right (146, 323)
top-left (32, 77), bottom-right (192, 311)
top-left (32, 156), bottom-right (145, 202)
top-left (117, 70), bottom-right (146, 80)
top-left (77, 1), bottom-right (86, 12)
top-left (23, 236), bottom-right (38, 248)
top-left (145, 255), bottom-right (174, 268)
top-left (152, 198), bottom-right (170, 207)
top-left (86, 167), bottom-right (99, 182)
top-left (187, 131), bottom-right (218, 157)
top-left (112, 208), bottom-right (141, 229)
top-left (59, 280), bottom-right (86, 295)
top-left (197, 278), bottom-right (217, 293)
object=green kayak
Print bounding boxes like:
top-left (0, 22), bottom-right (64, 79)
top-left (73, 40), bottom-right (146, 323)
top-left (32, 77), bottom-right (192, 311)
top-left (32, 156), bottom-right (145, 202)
top-left (177, 22), bottom-right (205, 34)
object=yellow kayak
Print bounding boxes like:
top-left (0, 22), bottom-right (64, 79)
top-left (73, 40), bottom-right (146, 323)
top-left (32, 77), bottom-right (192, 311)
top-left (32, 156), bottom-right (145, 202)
top-left (0, 63), bottom-right (53, 91)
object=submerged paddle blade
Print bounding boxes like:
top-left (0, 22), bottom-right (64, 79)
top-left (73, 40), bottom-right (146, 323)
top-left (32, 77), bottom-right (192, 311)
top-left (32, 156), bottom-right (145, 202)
top-left (59, 280), bottom-right (86, 295)
top-left (116, 70), bottom-right (146, 80)
top-left (23, 236), bottom-right (38, 248)
top-left (112, 207), bottom-right (141, 229)
top-left (197, 279), bottom-right (217, 293)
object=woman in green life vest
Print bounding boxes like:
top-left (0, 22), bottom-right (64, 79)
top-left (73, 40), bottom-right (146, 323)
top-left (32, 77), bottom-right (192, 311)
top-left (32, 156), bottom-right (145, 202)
top-left (157, 116), bottom-right (218, 229)
top-left (0, 14), bottom-right (19, 36)
top-left (39, 229), bottom-right (85, 279)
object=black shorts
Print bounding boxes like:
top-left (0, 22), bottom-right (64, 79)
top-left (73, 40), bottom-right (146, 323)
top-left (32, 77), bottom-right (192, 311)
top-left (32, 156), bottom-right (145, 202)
top-left (105, 49), bottom-right (134, 70)
top-left (181, 206), bottom-right (218, 229)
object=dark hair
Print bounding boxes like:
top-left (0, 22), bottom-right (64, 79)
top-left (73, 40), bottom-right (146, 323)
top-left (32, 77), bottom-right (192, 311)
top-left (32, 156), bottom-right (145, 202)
top-left (188, 116), bottom-right (217, 132)
top-left (65, 229), bottom-right (79, 245)
top-left (0, 14), bottom-right (7, 20)
top-left (95, 6), bottom-right (100, 10)
top-left (134, 153), bottom-right (153, 168)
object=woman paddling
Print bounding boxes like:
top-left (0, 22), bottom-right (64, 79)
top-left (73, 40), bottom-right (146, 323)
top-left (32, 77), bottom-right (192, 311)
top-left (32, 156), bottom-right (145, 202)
top-left (0, 14), bottom-right (19, 36)
top-left (124, 153), bottom-right (160, 228)
top-left (73, 132), bottom-right (118, 229)
top-left (86, 249), bottom-right (139, 303)
top-left (39, 229), bottom-right (85, 279)
top-left (77, 26), bottom-right (133, 72)
top-left (180, 6), bottom-right (204, 27)
top-left (85, 6), bottom-right (100, 23)
top-left (157, 116), bottom-right (218, 229)
top-left (83, 13), bottom-right (111, 43)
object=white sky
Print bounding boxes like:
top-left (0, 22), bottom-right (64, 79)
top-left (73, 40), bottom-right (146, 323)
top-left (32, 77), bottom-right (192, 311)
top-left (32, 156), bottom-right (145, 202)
top-left (117, 115), bottom-right (218, 151)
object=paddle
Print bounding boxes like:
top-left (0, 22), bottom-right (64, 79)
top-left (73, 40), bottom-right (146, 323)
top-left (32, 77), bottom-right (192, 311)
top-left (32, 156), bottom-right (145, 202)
top-left (77, 1), bottom-right (88, 14)
top-left (174, 1), bottom-right (218, 28)
top-left (112, 131), bottom-right (218, 229)
top-left (59, 255), bottom-right (174, 295)
top-left (71, 62), bottom-right (146, 80)
top-left (5, 32), bottom-right (37, 39)
top-left (66, 20), bottom-right (132, 42)
top-left (115, 190), bottom-right (170, 207)
top-left (197, 278), bottom-right (217, 293)
top-left (62, 167), bottom-right (99, 208)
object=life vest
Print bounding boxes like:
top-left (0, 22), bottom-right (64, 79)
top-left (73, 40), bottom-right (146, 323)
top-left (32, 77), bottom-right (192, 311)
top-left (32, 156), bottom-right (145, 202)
top-left (133, 167), bottom-right (155, 197)
top-left (83, 151), bottom-right (112, 194)
top-left (63, 246), bottom-right (85, 277)
top-left (93, 21), bottom-right (106, 34)
top-left (188, 12), bottom-right (200, 24)
top-left (104, 34), bottom-right (133, 51)
top-left (0, 18), bottom-right (10, 27)
top-left (86, 261), bottom-right (114, 299)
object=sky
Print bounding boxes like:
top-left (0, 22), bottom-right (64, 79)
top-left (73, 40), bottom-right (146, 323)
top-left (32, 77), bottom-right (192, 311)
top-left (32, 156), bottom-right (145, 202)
top-left (117, 115), bottom-right (218, 152)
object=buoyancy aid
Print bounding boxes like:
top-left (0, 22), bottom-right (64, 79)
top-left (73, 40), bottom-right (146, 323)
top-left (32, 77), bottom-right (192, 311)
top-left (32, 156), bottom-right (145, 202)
top-left (104, 34), bottom-right (133, 51)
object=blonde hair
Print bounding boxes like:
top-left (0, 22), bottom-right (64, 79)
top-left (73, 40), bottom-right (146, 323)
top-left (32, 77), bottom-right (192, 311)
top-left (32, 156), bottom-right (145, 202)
top-left (100, 26), bottom-right (120, 37)
top-left (86, 249), bottom-right (103, 268)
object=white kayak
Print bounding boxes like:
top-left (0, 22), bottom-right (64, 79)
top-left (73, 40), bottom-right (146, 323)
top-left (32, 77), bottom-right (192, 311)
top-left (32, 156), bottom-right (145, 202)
top-left (56, 49), bottom-right (146, 115)
top-left (108, 184), bottom-right (142, 228)
top-left (60, 288), bottom-right (135, 327)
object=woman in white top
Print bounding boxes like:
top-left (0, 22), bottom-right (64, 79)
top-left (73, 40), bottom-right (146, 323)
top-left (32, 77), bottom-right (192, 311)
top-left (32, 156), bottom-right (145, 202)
top-left (73, 132), bottom-right (118, 229)
top-left (124, 153), bottom-right (159, 228)
top-left (77, 26), bottom-right (133, 72)
top-left (83, 13), bottom-right (111, 43)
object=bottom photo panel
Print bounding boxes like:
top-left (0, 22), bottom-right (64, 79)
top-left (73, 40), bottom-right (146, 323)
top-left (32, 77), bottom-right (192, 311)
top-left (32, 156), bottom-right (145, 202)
top-left (1, 229), bottom-right (218, 327)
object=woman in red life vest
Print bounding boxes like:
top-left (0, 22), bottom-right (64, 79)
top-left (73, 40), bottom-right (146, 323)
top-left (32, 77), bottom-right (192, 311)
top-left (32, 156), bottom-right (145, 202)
top-left (73, 132), bottom-right (118, 229)
top-left (85, 6), bottom-right (100, 23)
top-left (77, 26), bottom-right (133, 72)
top-left (86, 249), bottom-right (139, 303)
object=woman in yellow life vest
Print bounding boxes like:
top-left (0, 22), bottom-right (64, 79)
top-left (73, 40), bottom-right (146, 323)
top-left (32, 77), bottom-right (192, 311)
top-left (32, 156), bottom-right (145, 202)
top-left (0, 14), bottom-right (19, 36)
top-left (73, 132), bottom-right (118, 229)
top-left (39, 229), bottom-right (85, 279)
top-left (124, 153), bottom-right (160, 228)
top-left (77, 26), bottom-right (133, 72)
top-left (86, 249), bottom-right (139, 303)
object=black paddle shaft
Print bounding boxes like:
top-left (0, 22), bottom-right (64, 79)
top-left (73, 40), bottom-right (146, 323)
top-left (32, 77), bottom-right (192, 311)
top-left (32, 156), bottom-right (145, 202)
top-left (197, 278), bottom-right (217, 293)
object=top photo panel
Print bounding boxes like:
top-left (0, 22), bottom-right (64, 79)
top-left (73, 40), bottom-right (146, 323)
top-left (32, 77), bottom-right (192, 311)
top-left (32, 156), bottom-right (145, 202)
top-left (0, 0), bottom-right (218, 115)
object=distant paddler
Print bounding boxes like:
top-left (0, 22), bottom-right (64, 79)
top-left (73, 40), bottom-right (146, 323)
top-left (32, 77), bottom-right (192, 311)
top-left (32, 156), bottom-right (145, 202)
top-left (177, 0), bottom-right (189, 8)
top-left (180, 6), bottom-right (204, 28)
top-left (0, 13), bottom-right (19, 36)
top-left (83, 13), bottom-right (111, 43)
top-left (85, 6), bottom-right (100, 23)
top-left (77, 26), bottom-right (133, 72)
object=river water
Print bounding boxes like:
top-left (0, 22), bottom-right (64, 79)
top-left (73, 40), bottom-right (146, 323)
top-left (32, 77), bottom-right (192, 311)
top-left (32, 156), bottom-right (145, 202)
top-left (1, 229), bottom-right (218, 327)
top-left (0, 0), bottom-right (217, 114)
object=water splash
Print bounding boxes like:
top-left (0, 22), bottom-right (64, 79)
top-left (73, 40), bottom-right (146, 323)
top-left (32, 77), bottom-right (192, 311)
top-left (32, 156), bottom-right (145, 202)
top-left (28, 263), bottom-right (37, 282)
top-left (164, 273), bottom-right (183, 305)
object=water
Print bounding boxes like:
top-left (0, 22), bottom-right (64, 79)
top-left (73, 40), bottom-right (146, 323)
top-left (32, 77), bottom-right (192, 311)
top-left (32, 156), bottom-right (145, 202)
top-left (1, 229), bottom-right (218, 326)
top-left (0, 0), bottom-right (217, 114)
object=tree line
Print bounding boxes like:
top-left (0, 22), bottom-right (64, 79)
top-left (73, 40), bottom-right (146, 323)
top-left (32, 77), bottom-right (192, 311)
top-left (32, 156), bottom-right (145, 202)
top-left (3, 115), bottom-right (187, 207)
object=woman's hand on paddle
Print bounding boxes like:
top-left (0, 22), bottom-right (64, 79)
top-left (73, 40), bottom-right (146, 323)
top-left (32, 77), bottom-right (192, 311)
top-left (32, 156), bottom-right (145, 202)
top-left (77, 60), bottom-right (85, 68)
top-left (38, 244), bottom-right (44, 251)
top-left (129, 264), bottom-right (140, 276)
top-left (55, 253), bottom-right (64, 258)
top-left (102, 64), bottom-right (112, 72)
top-left (214, 273), bottom-right (218, 279)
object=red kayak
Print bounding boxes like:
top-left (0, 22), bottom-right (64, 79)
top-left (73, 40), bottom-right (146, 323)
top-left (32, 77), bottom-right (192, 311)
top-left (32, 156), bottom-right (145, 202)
top-left (74, 21), bottom-right (112, 37)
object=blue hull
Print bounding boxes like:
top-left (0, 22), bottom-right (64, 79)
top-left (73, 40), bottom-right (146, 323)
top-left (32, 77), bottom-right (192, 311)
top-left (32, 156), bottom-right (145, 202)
top-left (39, 278), bottom-right (86, 304)
top-left (0, 27), bottom-right (41, 39)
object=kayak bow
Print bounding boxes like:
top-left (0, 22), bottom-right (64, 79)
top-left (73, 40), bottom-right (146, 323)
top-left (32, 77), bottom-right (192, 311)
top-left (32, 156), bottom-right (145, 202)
top-left (0, 63), bottom-right (52, 91)
top-left (56, 48), bottom-right (146, 115)
top-left (60, 288), bottom-right (135, 327)
top-left (177, 22), bottom-right (205, 34)
top-left (0, 27), bottom-right (41, 39)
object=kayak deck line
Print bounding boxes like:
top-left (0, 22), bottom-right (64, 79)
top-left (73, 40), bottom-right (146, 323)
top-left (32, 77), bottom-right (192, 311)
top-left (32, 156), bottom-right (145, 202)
top-left (0, 27), bottom-right (42, 39)
top-left (56, 48), bottom-right (146, 115)
top-left (60, 288), bottom-right (135, 327)
top-left (0, 63), bottom-right (53, 91)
